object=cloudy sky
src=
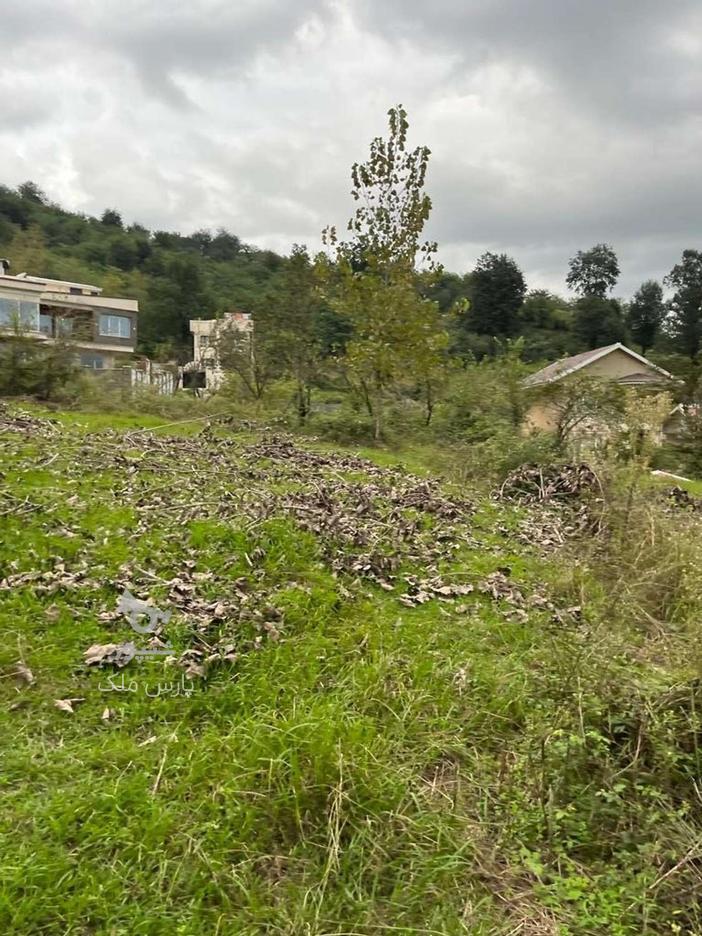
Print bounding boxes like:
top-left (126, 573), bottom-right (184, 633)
top-left (2, 0), bottom-right (701, 294)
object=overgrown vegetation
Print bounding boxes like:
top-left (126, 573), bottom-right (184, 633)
top-left (4, 105), bottom-right (702, 934)
top-left (2, 403), bottom-right (702, 934)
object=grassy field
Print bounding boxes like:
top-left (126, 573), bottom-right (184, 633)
top-left (1, 405), bottom-right (701, 935)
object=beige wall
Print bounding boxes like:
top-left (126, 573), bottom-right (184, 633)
top-left (523, 401), bottom-right (559, 433)
top-left (576, 348), bottom-right (649, 380)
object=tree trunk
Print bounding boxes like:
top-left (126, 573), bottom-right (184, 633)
top-left (424, 381), bottom-right (434, 426)
top-left (359, 379), bottom-right (374, 418)
top-left (374, 405), bottom-right (383, 441)
top-left (296, 380), bottom-right (309, 425)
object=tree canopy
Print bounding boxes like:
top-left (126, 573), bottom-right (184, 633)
top-left (468, 252), bottom-right (527, 338)
top-left (567, 243), bottom-right (619, 298)
top-left (665, 250), bottom-right (702, 360)
top-left (321, 105), bottom-right (448, 437)
top-left (626, 280), bottom-right (666, 354)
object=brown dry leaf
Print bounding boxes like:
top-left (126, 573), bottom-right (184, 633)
top-left (14, 662), bottom-right (34, 685)
top-left (184, 662), bottom-right (206, 679)
top-left (101, 707), bottom-right (113, 721)
top-left (54, 698), bottom-right (85, 714)
top-left (84, 642), bottom-right (137, 668)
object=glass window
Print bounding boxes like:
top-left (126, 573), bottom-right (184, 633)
top-left (80, 353), bottom-right (104, 369)
top-left (19, 301), bottom-right (39, 330)
top-left (0, 297), bottom-right (19, 325)
top-left (99, 313), bottom-right (131, 339)
top-left (57, 317), bottom-right (73, 337)
top-left (0, 297), bottom-right (39, 330)
top-left (39, 313), bottom-right (53, 336)
top-left (0, 297), bottom-right (18, 325)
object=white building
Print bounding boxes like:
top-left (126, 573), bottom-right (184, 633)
top-left (184, 311), bottom-right (252, 392)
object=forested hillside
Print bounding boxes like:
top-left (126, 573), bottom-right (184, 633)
top-left (0, 182), bottom-right (291, 360)
top-left (1, 179), bottom-right (700, 379)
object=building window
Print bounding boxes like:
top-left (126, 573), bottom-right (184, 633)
top-left (80, 352), bottom-right (104, 369)
top-left (20, 301), bottom-right (39, 329)
top-left (39, 313), bottom-right (54, 336)
top-left (57, 317), bottom-right (73, 337)
top-left (0, 297), bottom-right (39, 331)
top-left (99, 313), bottom-right (131, 339)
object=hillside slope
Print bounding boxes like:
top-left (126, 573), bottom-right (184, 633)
top-left (1, 406), bottom-right (701, 934)
top-left (0, 184), bottom-right (286, 356)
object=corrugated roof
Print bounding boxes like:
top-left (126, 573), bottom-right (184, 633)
top-left (523, 345), bottom-right (620, 387)
top-left (614, 371), bottom-right (665, 385)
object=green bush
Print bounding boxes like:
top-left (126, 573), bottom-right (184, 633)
top-left (445, 423), bottom-right (560, 485)
top-left (306, 406), bottom-right (375, 444)
top-left (0, 334), bottom-right (79, 401)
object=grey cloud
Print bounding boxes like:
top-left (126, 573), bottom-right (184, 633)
top-left (1, 0), bottom-right (334, 104)
top-left (0, 0), bottom-right (700, 297)
top-left (355, 0), bottom-right (702, 123)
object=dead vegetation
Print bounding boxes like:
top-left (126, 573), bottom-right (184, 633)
top-left (2, 408), bottom-right (582, 682)
top-left (498, 462), bottom-right (601, 504)
top-left (4, 404), bottom-right (702, 932)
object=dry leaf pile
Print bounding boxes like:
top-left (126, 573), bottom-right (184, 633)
top-left (2, 410), bottom-right (581, 680)
top-left (0, 402), bottom-right (59, 436)
top-left (498, 463), bottom-right (601, 504)
top-left (497, 462), bottom-right (604, 550)
top-left (664, 485), bottom-right (702, 512)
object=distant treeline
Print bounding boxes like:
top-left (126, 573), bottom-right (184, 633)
top-left (0, 181), bottom-right (700, 373)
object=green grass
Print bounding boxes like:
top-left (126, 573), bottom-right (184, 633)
top-left (2, 405), bottom-right (702, 934)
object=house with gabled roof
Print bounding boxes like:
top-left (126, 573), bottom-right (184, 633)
top-left (523, 342), bottom-right (677, 433)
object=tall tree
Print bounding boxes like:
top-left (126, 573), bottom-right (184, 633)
top-left (626, 280), bottom-right (665, 354)
top-left (664, 250), bottom-right (702, 360)
top-left (468, 252), bottom-right (526, 337)
top-left (101, 208), bottom-right (123, 228)
top-left (567, 243), bottom-right (619, 298)
top-left (321, 105), bottom-right (448, 439)
top-left (567, 244), bottom-right (623, 349)
top-left (143, 256), bottom-right (214, 355)
top-left (573, 295), bottom-right (626, 349)
top-left (17, 180), bottom-right (47, 205)
top-left (272, 244), bottom-right (322, 423)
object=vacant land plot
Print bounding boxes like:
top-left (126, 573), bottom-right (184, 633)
top-left (1, 406), bottom-right (701, 935)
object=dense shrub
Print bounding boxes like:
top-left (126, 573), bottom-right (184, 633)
top-left (0, 335), bottom-right (79, 401)
top-left (306, 407), bottom-right (375, 444)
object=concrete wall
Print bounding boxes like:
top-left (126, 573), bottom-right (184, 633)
top-left (524, 400), bottom-right (560, 433)
top-left (576, 348), bottom-right (652, 381)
